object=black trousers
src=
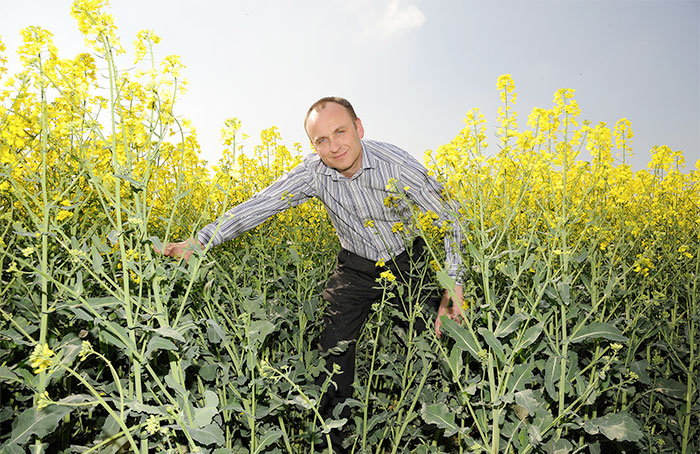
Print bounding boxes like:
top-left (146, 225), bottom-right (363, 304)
top-left (315, 238), bottom-right (441, 451)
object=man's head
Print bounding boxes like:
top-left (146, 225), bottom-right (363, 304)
top-left (305, 97), bottom-right (365, 178)
top-left (304, 97), bottom-right (358, 130)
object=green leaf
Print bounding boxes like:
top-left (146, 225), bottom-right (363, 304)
top-left (107, 230), bottom-right (119, 245)
top-left (127, 401), bottom-right (164, 416)
top-left (204, 389), bottom-right (220, 409)
top-left (520, 254), bottom-right (535, 274)
top-left (149, 236), bottom-right (163, 252)
top-left (494, 313), bottom-right (529, 338)
top-left (193, 407), bottom-right (218, 429)
top-left (321, 419), bottom-right (347, 434)
top-left (544, 355), bottom-right (560, 401)
top-left (507, 360), bottom-right (534, 393)
top-left (569, 322), bottom-right (627, 344)
top-left (436, 270), bottom-right (456, 297)
top-left (206, 319), bottom-right (228, 344)
top-left (556, 281), bottom-right (570, 305)
top-left (287, 395), bottom-right (316, 410)
top-left (514, 321), bottom-right (544, 353)
top-left (0, 366), bottom-right (19, 383)
top-left (114, 173), bottom-right (144, 192)
top-left (165, 370), bottom-right (187, 397)
top-left (91, 245), bottom-right (104, 274)
top-left (4, 405), bottom-right (72, 446)
top-left (85, 296), bottom-right (120, 310)
top-left (478, 328), bottom-right (505, 362)
top-left (248, 320), bottom-right (276, 346)
top-left (654, 378), bottom-right (686, 400)
top-left (542, 438), bottom-right (574, 454)
top-left (446, 344), bottom-right (463, 382)
top-left (144, 336), bottom-right (178, 359)
top-left (629, 360), bottom-right (651, 385)
top-left (67, 305), bottom-right (93, 322)
top-left (200, 364), bottom-right (218, 382)
top-left (154, 326), bottom-right (187, 344)
top-left (0, 443), bottom-right (25, 454)
top-left (440, 317), bottom-right (481, 362)
top-left (421, 403), bottom-right (460, 437)
top-left (187, 423), bottom-right (225, 446)
top-left (253, 428), bottom-right (283, 453)
top-left (514, 389), bottom-right (540, 416)
top-left (583, 412), bottom-right (643, 442)
top-left (98, 320), bottom-right (138, 357)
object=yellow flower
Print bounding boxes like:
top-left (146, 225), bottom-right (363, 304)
top-left (71, 0), bottom-right (124, 54)
top-left (29, 343), bottom-right (55, 374)
top-left (56, 210), bottom-right (73, 222)
top-left (145, 415), bottom-right (160, 435)
top-left (378, 270), bottom-right (396, 282)
top-left (79, 340), bottom-right (93, 361)
top-left (375, 258), bottom-right (386, 268)
top-left (133, 29), bottom-right (161, 64)
top-left (129, 270), bottom-right (141, 284)
top-left (678, 245), bottom-right (694, 259)
top-left (497, 74), bottom-right (515, 93)
top-left (36, 391), bottom-right (52, 410)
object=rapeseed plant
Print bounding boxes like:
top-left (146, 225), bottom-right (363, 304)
top-left (0, 3), bottom-right (697, 452)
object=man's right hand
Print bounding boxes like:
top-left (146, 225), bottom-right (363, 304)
top-left (155, 238), bottom-right (204, 263)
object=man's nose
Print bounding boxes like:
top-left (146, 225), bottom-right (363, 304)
top-left (329, 136), bottom-right (341, 152)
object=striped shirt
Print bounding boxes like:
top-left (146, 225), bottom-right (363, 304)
top-left (198, 139), bottom-right (462, 280)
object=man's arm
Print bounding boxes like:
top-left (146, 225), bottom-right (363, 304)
top-left (393, 151), bottom-right (465, 337)
top-left (394, 153), bottom-right (463, 284)
top-left (157, 159), bottom-right (317, 260)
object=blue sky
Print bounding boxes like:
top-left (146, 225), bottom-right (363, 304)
top-left (1, 0), bottom-right (698, 171)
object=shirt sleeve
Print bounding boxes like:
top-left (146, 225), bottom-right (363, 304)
top-left (197, 160), bottom-right (317, 249)
top-left (400, 158), bottom-right (464, 284)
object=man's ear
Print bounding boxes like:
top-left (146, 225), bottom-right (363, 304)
top-left (355, 117), bottom-right (365, 139)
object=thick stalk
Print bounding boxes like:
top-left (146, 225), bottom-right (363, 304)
top-left (34, 51), bottom-right (50, 454)
top-left (100, 31), bottom-right (146, 453)
top-left (557, 304), bottom-right (569, 438)
top-left (681, 251), bottom-right (698, 454)
top-left (362, 293), bottom-right (386, 452)
top-left (485, 312), bottom-right (499, 454)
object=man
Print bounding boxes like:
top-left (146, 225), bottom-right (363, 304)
top-left (160, 97), bottom-right (464, 452)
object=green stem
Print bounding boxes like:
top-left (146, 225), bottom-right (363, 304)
top-left (59, 364), bottom-right (141, 454)
top-left (362, 291), bottom-right (387, 452)
top-left (35, 47), bottom-right (50, 454)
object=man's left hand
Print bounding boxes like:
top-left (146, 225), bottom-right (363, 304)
top-left (435, 285), bottom-right (464, 338)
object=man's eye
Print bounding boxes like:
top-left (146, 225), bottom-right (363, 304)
top-left (337, 130), bottom-right (344, 136)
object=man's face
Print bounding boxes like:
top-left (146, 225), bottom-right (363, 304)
top-left (305, 102), bottom-right (364, 178)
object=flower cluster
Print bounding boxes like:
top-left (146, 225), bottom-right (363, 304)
top-left (425, 76), bottom-right (698, 290)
